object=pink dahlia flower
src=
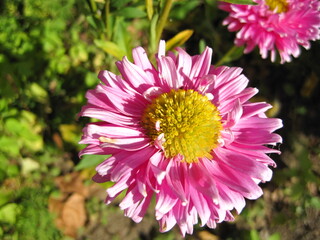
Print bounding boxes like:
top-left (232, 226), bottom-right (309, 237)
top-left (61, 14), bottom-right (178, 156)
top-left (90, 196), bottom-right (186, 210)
top-left (79, 41), bottom-right (282, 236)
top-left (219, 0), bottom-right (320, 63)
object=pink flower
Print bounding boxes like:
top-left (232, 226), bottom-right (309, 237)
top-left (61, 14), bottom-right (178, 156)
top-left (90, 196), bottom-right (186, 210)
top-left (219, 0), bottom-right (320, 63)
top-left (79, 41), bottom-right (282, 236)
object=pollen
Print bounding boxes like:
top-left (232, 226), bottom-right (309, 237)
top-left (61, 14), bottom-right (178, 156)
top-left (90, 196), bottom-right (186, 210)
top-left (141, 89), bottom-right (222, 163)
top-left (265, 0), bottom-right (289, 13)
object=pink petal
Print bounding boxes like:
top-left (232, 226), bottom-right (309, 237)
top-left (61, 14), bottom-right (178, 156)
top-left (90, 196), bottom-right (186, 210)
top-left (116, 56), bottom-right (154, 90)
top-left (202, 160), bottom-right (263, 199)
top-left (165, 159), bottom-right (188, 205)
top-left (158, 56), bottom-right (180, 89)
top-left (80, 105), bottom-right (135, 126)
top-left (158, 40), bottom-right (166, 57)
top-left (189, 160), bottom-right (219, 203)
top-left (217, 185), bottom-right (246, 213)
top-left (110, 147), bottom-right (155, 182)
top-left (132, 46), bottom-right (159, 84)
top-left (84, 123), bottom-right (144, 139)
top-left (158, 211), bottom-right (177, 233)
top-left (189, 186), bottom-right (210, 226)
top-left (235, 117), bottom-right (283, 132)
top-left (107, 175), bottom-right (133, 198)
top-left (217, 88), bottom-right (259, 114)
top-left (189, 47), bottom-right (212, 80)
top-left (98, 70), bottom-right (123, 89)
top-left (155, 182), bottom-right (179, 219)
top-left (176, 47), bottom-right (192, 84)
top-left (214, 147), bottom-right (273, 181)
top-left (97, 84), bottom-right (146, 116)
top-left (241, 102), bottom-right (272, 118)
top-left (92, 172), bottom-right (110, 183)
top-left (224, 99), bottom-right (243, 128)
top-left (149, 151), bottom-right (167, 184)
top-left (100, 137), bottom-right (150, 151)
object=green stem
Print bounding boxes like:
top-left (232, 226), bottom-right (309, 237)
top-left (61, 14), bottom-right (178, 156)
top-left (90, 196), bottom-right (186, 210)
top-left (104, 0), bottom-right (111, 39)
top-left (215, 45), bottom-right (240, 66)
top-left (155, 0), bottom-right (173, 46)
top-left (145, 0), bottom-right (154, 20)
top-left (88, 0), bottom-right (97, 13)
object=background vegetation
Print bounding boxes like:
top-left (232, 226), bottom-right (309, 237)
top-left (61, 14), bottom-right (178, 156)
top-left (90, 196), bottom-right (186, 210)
top-left (0, 0), bottom-right (319, 239)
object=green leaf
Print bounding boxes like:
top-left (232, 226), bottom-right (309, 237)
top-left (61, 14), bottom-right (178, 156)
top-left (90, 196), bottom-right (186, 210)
top-left (199, 39), bottom-right (206, 53)
top-left (70, 43), bottom-right (89, 65)
top-left (0, 136), bottom-right (20, 157)
top-left (94, 39), bottom-right (126, 60)
top-left (75, 154), bottom-right (111, 171)
top-left (149, 13), bottom-right (159, 55)
top-left (0, 98), bottom-right (8, 112)
top-left (156, 0), bottom-right (174, 45)
top-left (145, 0), bottom-right (154, 20)
top-left (3, 112), bottom-right (44, 153)
top-left (114, 7), bottom-right (147, 19)
top-left (27, 83), bottom-right (48, 104)
top-left (113, 18), bottom-right (132, 61)
top-left (86, 14), bottom-right (105, 32)
top-left (309, 197), bottom-right (320, 209)
top-left (0, 169), bottom-right (6, 183)
top-left (56, 55), bottom-right (71, 74)
top-left (215, 45), bottom-right (245, 66)
top-left (219, 0), bottom-right (257, 5)
top-left (86, 15), bottom-right (98, 29)
top-left (16, 188), bottom-right (62, 240)
top-left (166, 29), bottom-right (194, 51)
top-left (170, 0), bottom-right (200, 20)
top-left (268, 233), bottom-right (281, 240)
top-left (0, 192), bottom-right (11, 208)
top-left (59, 124), bottom-right (81, 144)
top-left (0, 203), bottom-right (20, 224)
top-left (85, 72), bottom-right (99, 87)
top-left (7, 165), bottom-right (19, 178)
top-left (111, 0), bottom-right (132, 9)
top-left (250, 229), bottom-right (261, 240)
top-left (21, 158), bottom-right (40, 176)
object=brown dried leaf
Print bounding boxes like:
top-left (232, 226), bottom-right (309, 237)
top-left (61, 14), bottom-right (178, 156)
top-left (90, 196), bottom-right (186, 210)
top-left (198, 230), bottom-right (220, 240)
top-left (49, 193), bottom-right (87, 238)
top-left (61, 193), bottom-right (87, 237)
top-left (54, 172), bottom-right (88, 197)
top-left (48, 196), bottom-right (64, 215)
top-left (48, 196), bottom-right (66, 235)
top-left (52, 132), bottom-right (64, 149)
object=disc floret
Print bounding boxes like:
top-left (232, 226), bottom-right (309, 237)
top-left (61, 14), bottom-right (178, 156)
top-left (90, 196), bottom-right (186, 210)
top-left (142, 89), bottom-right (222, 163)
top-left (265, 0), bottom-right (289, 13)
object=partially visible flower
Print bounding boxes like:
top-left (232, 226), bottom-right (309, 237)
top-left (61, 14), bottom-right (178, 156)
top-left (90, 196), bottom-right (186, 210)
top-left (219, 0), bottom-right (320, 63)
top-left (79, 41), bottom-right (282, 236)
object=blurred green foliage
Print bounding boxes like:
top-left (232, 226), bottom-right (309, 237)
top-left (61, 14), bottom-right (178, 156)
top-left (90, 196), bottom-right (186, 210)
top-left (0, 0), bottom-right (319, 240)
top-left (0, 0), bottom-right (95, 238)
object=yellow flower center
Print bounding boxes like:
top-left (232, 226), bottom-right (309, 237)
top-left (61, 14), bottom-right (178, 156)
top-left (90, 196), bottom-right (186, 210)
top-left (141, 89), bottom-right (222, 163)
top-left (265, 0), bottom-right (289, 13)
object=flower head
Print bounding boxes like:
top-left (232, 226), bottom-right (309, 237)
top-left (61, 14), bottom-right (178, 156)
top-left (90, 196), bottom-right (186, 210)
top-left (79, 41), bottom-right (282, 236)
top-left (219, 0), bottom-right (320, 63)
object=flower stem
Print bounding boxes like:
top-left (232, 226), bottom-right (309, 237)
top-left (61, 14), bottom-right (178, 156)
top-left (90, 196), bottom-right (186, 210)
top-left (155, 0), bottom-right (173, 46)
top-left (88, 0), bottom-right (97, 13)
top-left (104, 0), bottom-right (111, 39)
top-left (215, 45), bottom-right (244, 66)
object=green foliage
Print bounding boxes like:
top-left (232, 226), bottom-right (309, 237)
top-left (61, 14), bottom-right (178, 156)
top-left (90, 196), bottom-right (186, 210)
top-left (0, 186), bottom-right (62, 240)
top-left (0, 0), bottom-right (97, 238)
top-left (16, 188), bottom-right (62, 240)
top-left (75, 155), bottom-right (110, 171)
top-left (219, 0), bottom-right (257, 5)
top-left (0, 0), bottom-right (319, 239)
top-left (171, 1), bottom-right (201, 20)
